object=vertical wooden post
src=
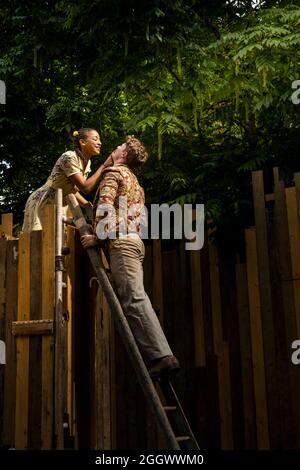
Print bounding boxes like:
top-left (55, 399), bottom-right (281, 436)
top-left (190, 249), bottom-right (206, 367)
top-left (235, 262), bottom-right (257, 449)
top-left (286, 185), bottom-right (300, 337)
top-left (291, 174), bottom-right (300, 337)
top-left (245, 228), bottom-right (269, 448)
top-left (54, 189), bottom-right (66, 449)
top-left (0, 238), bottom-right (7, 445)
top-left (153, 240), bottom-right (164, 328)
top-left (2, 240), bottom-right (18, 447)
top-left (209, 243), bottom-right (233, 449)
top-left (27, 231), bottom-right (43, 448)
top-left (272, 173), bottom-right (300, 447)
top-left (94, 277), bottom-right (113, 449)
top-left (66, 223), bottom-right (76, 441)
top-left (283, 186), bottom-right (300, 447)
top-left (15, 232), bottom-right (30, 449)
top-left (40, 205), bottom-right (55, 449)
top-left (252, 170), bottom-right (278, 447)
top-left (1, 213), bottom-right (13, 238)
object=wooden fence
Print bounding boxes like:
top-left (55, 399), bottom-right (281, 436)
top-left (1, 167), bottom-right (300, 449)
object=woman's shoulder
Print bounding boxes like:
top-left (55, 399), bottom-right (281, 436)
top-left (60, 150), bottom-right (77, 160)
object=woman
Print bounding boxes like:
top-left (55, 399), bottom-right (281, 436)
top-left (22, 127), bottom-right (113, 232)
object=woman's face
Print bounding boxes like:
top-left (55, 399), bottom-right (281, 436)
top-left (81, 130), bottom-right (102, 157)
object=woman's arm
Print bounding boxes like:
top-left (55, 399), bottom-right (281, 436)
top-left (69, 154), bottom-right (113, 194)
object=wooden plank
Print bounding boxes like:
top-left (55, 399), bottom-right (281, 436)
top-left (288, 184), bottom-right (300, 338)
top-left (12, 319), bottom-right (53, 336)
top-left (270, 175), bottom-right (292, 447)
top-left (66, 224), bottom-right (76, 439)
top-left (284, 186), bottom-right (300, 447)
top-left (190, 249), bottom-right (206, 367)
top-left (94, 277), bottom-right (112, 449)
top-left (209, 243), bottom-right (233, 449)
top-left (219, 342), bottom-right (233, 448)
top-left (209, 244), bottom-right (223, 354)
top-left (272, 177), bottom-right (300, 447)
top-left (0, 238), bottom-right (7, 446)
top-left (28, 230), bottom-right (43, 449)
top-left (152, 240), bottom-right (164, 328)
top-left (15, 232), bottom-right (30, 449)
top-left (1, 213), bottom-right (13, 238)
top-left (2, 240), bottom-right (18, 447)
top-left (245, 228), bottom-right (269, 448)
top-left (53, 193), bottom-right (67, 450)
top-left (252, 170), bottom-right (278, 448)
top-left (294, 172), bottom-right (300, 228)
top-left (72, 235), bottom-right (91, 449)
top-left (201, 244), bottom-right (213, 357)
top-left (40, 205), bottom-right (55, 449)
top-left (235, 262), bottom-right (257, 449)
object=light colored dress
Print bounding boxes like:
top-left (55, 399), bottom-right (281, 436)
top-left (22, 150), bottom-right (91, 232)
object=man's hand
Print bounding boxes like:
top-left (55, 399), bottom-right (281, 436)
top-left (80, 234), bottom-right (99, 249)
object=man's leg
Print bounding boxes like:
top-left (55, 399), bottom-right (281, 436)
top-left (108, 238), bottom-right (173, 365)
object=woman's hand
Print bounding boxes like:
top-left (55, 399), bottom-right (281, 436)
top-left (80, 234), bottom-right (99, 249)
top-left (103, 154), bottom-right (114, 169)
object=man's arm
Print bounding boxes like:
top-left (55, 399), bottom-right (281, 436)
top-left (81, 170), bottom-right (119, 249)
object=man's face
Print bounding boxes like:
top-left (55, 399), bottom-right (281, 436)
top-left (112, 143), bottom-right (127, 163)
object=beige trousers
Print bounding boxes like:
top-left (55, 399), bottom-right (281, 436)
top-left (108, 236), bottom-right (173, 364)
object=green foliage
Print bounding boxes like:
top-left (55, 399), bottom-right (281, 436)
top-left (1, 0), bottom-right (300, 241)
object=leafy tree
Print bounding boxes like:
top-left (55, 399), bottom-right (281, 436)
top-left (1, 0), bottom-right (300, 242)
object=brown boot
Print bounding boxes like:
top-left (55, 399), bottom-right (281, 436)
top-left (148, 355), bottom-right (180, 380)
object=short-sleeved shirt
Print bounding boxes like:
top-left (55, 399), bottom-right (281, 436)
top-left (22, 150), bottom-right (91, 232)
top-left (45, 150), bottom-right (91, 197)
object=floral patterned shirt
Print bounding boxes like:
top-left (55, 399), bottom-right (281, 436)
top-left (22, 150), bottom-right (91, 232)
top-left (45, 150), bottom-right (91, 197)
top-left (93, 164), bottom-right (146, 238)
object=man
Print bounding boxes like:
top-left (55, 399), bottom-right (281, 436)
top-left (81, 135), bottom-right (179, 379)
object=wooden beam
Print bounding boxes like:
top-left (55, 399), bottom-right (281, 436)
top-left (235, 262), bottom-right (256, 449)
top-left (190, 249), bottom-right (206, 367)
top-left (252, 170), bottom-right (277, 448)
top-left (2, 240), bottom-right (18, 447)
top-left (152, 240), bottom-right (164, 328)
top-left (40, 205), bottom-right (56, 449)
top-left (245, 228), bottom-right (269, 449)
top-left (209, 243), bottom-right (233, 449)
top-left (1, 213), bottom-right (13, 238)
top-left (15, 232), bottom-right (30, 449)
top-left (12, 319), bottom-right (53, 336)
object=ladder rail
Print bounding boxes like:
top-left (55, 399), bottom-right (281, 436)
top-left (159, 380), bottom-right (200, 450)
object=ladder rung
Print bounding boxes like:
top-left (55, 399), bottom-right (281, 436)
top-left (163, 406), bottom-right (177, 411)
top-left (176, 436), bottom-right (190, 442)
